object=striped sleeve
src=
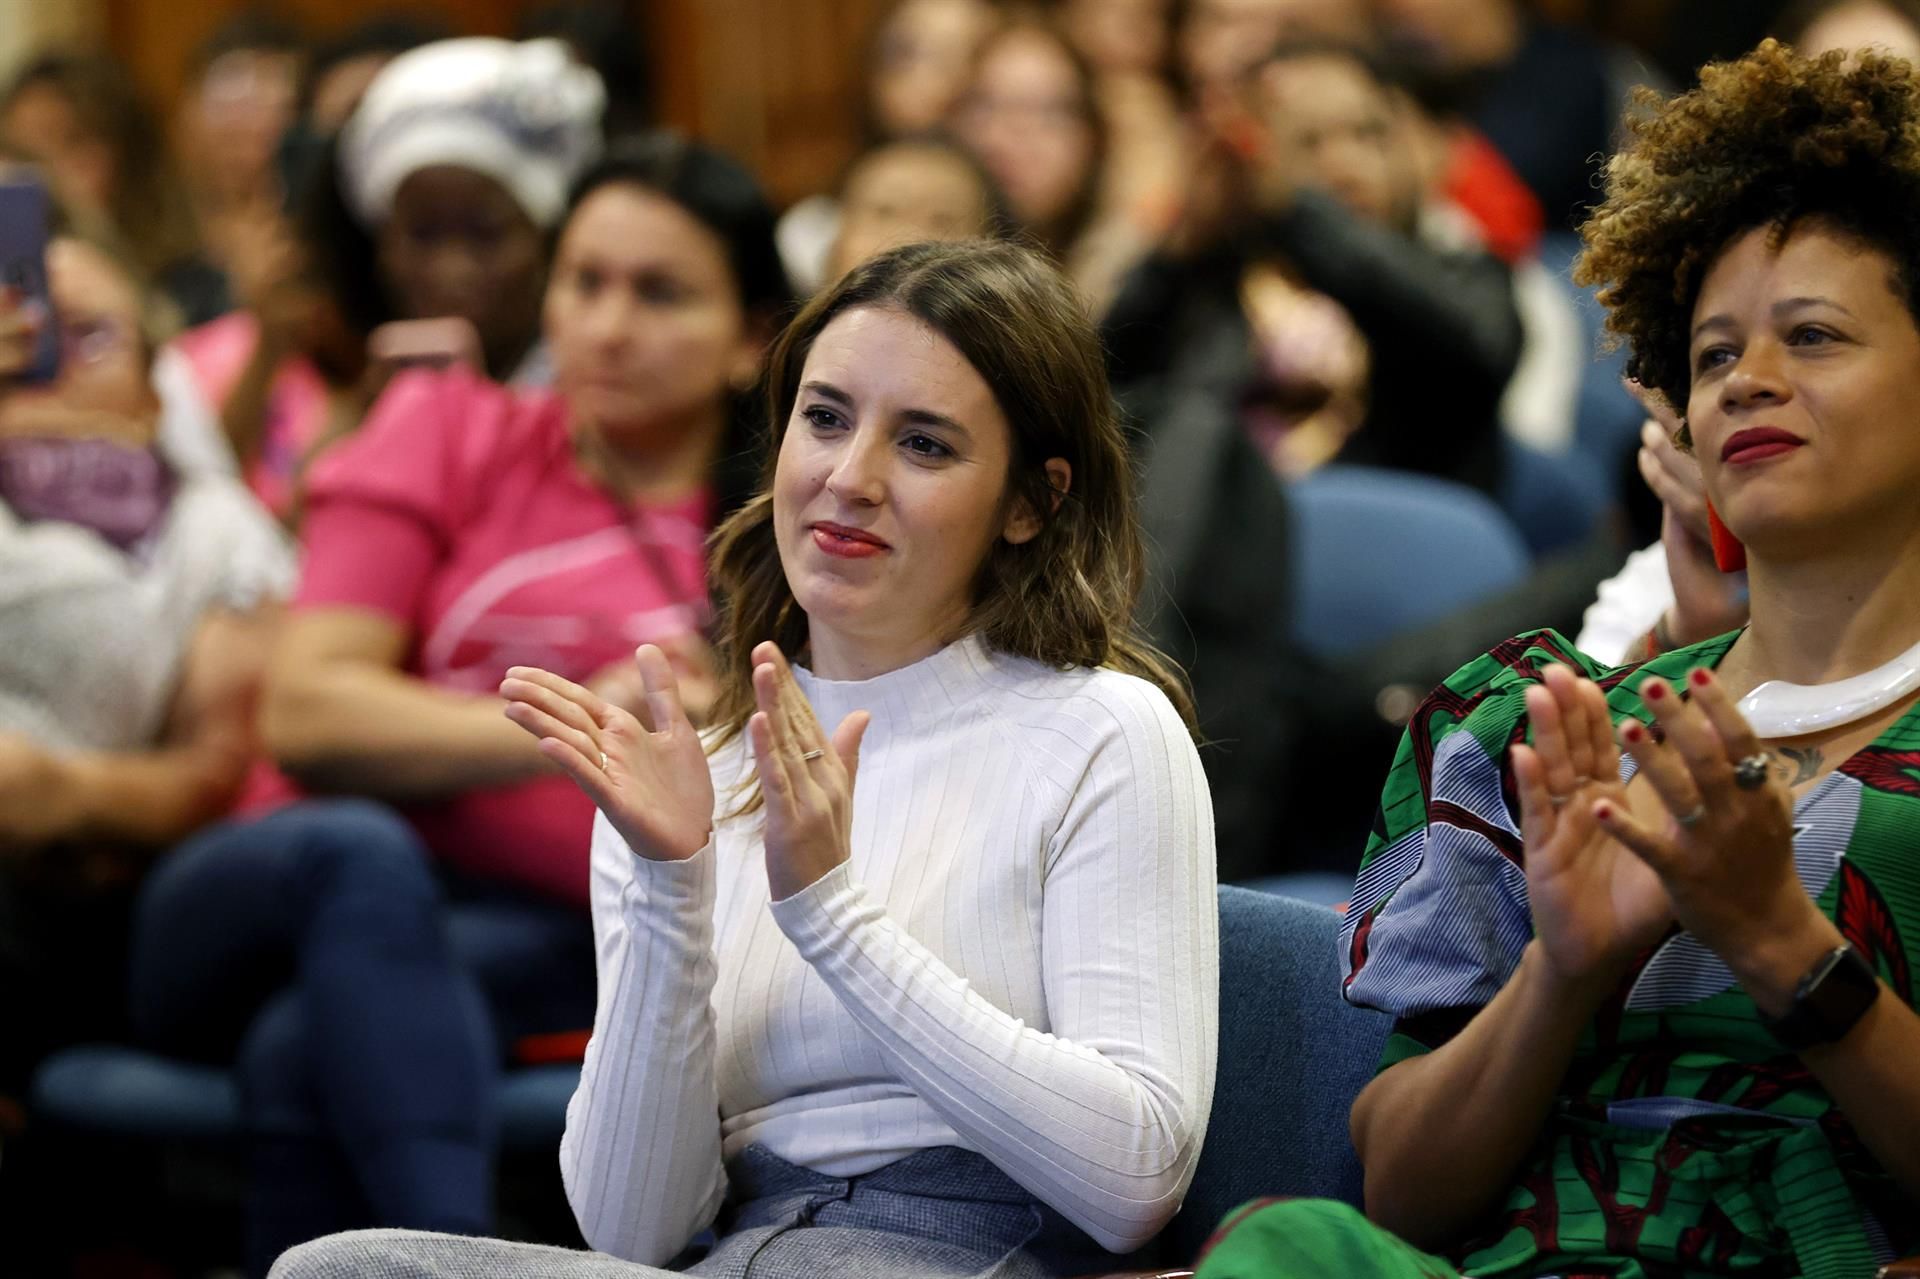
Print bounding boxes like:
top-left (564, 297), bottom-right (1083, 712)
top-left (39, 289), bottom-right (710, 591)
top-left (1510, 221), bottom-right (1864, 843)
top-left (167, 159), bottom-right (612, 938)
top-left (1338, 631), bottom-right (1609, 1059)
top-left (559, 812), bottom-right (727, 1266)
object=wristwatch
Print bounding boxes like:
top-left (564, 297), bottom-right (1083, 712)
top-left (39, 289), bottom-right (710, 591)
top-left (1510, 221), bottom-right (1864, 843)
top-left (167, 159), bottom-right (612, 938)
top-left (1759, 943), bottom-right (1881, 1051)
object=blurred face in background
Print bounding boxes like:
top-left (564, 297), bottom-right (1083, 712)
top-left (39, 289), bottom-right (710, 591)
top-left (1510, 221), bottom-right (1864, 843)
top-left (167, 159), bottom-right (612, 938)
top-left (0, 237), bottom-right (154, 440)
top-left (1181, 0), bottom-right (1375, 95)
top-left (954, 27), bottom-right (1098, 240)
top-left (870, 0), bottom-right (998, 138)
top-left (1252, 53), bottom-right (1404, 227)
top-left (828, 143), bottom-right (996, 280)
top-left (1060, 0), bottom-right (1172, 76)
top-left (1794, 1), bottom-right (1920, 62)
top-left (545, 183), bottom-right (759, 443)
top-left (1373, 0), bottom-right (1520, 72)
top-left (379, 166), bottom-right (547, 377)
top-left (1, 84), bottom-right (116, 218)
top-left (186, 47), bottom-right (301, 204)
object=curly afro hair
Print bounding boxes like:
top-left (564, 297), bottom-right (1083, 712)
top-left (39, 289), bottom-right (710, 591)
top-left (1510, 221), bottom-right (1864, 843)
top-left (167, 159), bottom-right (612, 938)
top-left (1575, 39), bottom-right (1920, 430)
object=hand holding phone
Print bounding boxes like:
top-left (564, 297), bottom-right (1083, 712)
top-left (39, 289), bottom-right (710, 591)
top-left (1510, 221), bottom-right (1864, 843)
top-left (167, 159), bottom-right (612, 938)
top-left (0, 177), bottom-right (61, 384)
top-left (0, 288), bottom-right (46, 382)
top-left (366, 318), bottom-right (483, 374)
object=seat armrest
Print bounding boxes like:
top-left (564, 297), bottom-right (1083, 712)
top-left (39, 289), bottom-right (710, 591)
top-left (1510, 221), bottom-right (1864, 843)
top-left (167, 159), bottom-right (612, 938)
top-left (1878, 1259), bottom-right (1920, 1279)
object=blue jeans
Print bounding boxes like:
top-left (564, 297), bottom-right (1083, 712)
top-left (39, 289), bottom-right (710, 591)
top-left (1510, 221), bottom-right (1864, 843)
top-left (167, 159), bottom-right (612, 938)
top-left (129, 799), bottom-right (594, 1276)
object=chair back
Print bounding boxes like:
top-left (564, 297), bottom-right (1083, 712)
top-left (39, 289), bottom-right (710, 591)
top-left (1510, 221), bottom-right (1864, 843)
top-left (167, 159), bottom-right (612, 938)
top-left (1497, 439), bottom-right (1607, 556)
top-left (1156, 886), bottom-right (1392, 1262)
top-left (1289, 465), bottom-right (1529, 661)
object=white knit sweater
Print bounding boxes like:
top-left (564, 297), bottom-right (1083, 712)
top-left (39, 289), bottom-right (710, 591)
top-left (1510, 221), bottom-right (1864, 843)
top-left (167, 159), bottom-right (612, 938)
top-left (560, 634), bottom-right (1219, 1265)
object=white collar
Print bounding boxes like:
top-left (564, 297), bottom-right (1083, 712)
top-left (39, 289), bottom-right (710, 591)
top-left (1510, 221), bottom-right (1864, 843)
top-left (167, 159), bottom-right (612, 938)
top-left (1737, 634), bottom-right (1920, 738)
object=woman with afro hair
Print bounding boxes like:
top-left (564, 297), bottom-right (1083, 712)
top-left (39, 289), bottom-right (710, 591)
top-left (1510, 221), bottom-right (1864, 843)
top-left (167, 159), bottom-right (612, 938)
top-left (1192, 39), bottom-right (1920, 1279)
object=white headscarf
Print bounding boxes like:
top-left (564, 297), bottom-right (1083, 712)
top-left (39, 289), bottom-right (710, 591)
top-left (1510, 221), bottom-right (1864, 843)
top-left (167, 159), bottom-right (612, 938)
top-left (339, 37), bottom-right (605, 230)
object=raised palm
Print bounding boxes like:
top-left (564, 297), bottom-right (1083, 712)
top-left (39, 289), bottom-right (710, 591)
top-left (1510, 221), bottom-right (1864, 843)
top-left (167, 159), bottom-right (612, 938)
top-left (1512, 666), bottom-right (1674, 983)
top-left (501, 645), bottom-right (714, 861)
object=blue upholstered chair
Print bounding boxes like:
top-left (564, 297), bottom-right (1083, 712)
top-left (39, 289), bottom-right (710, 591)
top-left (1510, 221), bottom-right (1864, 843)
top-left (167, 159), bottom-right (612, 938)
top-left (1288, 465), bottom-right (1531, 663)
top-left (1498, 439), bottom-right (1608, 557)
top-left (1161, 886), bottom-right (1389, 1264)
top-left (1094, 886), bottom-right (1392, 1277)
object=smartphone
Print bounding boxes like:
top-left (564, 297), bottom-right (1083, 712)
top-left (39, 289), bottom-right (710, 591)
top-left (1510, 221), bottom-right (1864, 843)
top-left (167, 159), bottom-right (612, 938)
top-left (0, 176), bottom-right (61, 384)
top-left (366, 317), bottom-right (483, 373)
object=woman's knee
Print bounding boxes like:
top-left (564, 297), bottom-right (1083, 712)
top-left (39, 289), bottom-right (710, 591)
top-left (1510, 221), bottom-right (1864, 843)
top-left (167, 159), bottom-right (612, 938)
top-left (278, 801), bottom-right (440, 898)
top-left (268, 1230), bottom-right (435, 1279)
top-left (129, 801), bottom-right (443, 1044)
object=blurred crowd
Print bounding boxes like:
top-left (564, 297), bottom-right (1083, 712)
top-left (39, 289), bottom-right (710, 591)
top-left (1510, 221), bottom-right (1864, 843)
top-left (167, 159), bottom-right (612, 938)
top-left (3, 0), bottom-right (1917, 1272)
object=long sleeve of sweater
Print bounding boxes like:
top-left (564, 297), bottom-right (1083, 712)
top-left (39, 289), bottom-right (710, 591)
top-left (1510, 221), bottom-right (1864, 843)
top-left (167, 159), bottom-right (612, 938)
top-left (557, 638), bottom-right (1220, 1263)
top-left (767, 680), bottom-right (1218, 1254)
top-left (560, 817), bottom-right (726, 1266)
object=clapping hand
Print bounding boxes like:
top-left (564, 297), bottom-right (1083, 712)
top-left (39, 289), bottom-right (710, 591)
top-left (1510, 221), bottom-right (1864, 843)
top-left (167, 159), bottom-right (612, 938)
top-left (501, 645), bottom-right (713, 862)
top-left (744, 643), bottom-right (870, 901)
top-left (1594, 669), bottom-right (1828, 979)
top-left (1511, 664), bottom-right (1674, 988)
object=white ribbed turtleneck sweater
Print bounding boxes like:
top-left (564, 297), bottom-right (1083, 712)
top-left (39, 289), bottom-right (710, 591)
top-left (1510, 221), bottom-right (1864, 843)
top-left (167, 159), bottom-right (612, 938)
top-left (559, 634), bottom-right (1218, 1265)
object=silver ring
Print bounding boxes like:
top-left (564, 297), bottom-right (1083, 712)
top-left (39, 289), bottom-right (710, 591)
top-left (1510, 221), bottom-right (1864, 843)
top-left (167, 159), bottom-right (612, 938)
top-left (1675, 803), bottom-right (1707, 828)
top-left (799, 749), bottom-right (825, 762)
top-left (1733, 752), bottom-right (1773, 791)
top-left (597, 749), bottom-right (608, 771)
top-left (1549, 792), bottom-right (1573, 808)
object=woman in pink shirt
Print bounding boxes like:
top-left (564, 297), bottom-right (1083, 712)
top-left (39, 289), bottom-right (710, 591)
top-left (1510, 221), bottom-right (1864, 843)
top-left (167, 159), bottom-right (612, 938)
top-left (126, 135), bottom-right (792, 1274)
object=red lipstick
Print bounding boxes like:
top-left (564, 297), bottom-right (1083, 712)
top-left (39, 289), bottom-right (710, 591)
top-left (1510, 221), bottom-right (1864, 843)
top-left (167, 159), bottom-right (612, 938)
top-left (1720, 427), bottom-right (1805, 466)
top-left (810, 521), bottom-right (889, 559)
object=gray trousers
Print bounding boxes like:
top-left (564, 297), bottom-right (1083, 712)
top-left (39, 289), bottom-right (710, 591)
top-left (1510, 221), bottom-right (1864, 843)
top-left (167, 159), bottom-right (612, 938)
top-left (270, 1146), bottom-right (1119, 1279)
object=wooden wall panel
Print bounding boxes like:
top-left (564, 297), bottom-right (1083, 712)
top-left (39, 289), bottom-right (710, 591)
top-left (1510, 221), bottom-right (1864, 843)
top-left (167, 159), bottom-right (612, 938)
top-left (102, 0), bottom-right (521, 114)
top-left (93, 0), bottom-right (888, 208)
top-left (648, 0), bottom-right (892, 206)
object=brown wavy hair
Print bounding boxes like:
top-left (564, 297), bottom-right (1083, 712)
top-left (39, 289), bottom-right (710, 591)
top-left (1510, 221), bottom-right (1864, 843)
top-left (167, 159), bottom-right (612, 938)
top-left (705, 238), bottom-right (1193, 774)
top-left (1574, 39), bottom-right (1920, 439)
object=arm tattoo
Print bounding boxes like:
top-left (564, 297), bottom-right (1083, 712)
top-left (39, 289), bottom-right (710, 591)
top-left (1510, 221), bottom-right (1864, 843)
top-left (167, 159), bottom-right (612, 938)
top-left (1776, 746), bottom-right (1823, 786)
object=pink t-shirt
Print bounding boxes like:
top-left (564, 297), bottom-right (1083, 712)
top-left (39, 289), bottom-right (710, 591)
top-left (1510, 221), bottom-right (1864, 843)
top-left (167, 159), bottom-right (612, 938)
top-left (171, 312), bottom-right (331, 519)
top-left (257, 367), bottom-right (712, 905)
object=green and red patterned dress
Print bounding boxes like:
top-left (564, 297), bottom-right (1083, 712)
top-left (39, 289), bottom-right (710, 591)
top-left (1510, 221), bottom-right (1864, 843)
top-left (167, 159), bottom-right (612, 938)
top-left (1195, 631), bottom-right (1920, 1279)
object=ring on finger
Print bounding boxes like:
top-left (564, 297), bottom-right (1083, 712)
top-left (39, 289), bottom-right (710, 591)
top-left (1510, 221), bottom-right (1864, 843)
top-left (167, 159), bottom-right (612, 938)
top-left (1733, 752), bottom-right (1773, 791)
top-left (597, 749), bottom-right (608, 771)
top-left (1675, 802), bottom-right (1707, 828)
top-left (799, 748), bottom-right (825, 762)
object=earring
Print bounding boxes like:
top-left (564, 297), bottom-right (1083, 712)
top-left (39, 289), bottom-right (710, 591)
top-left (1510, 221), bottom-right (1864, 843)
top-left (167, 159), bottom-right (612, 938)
top-left (1706, 500), bottom-right (1746, 573)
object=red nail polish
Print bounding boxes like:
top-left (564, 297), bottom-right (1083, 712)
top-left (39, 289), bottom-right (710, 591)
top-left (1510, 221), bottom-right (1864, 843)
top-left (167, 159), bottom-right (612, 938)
top-left (1595, 803), bottom-right (1613, 821)
top-left (1689, 668), bottom-right (1710, 687)
top-left (1624, 723), bottom-right (1644, 743)
top-left (1645, 681), bottom-right (1665, 700)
